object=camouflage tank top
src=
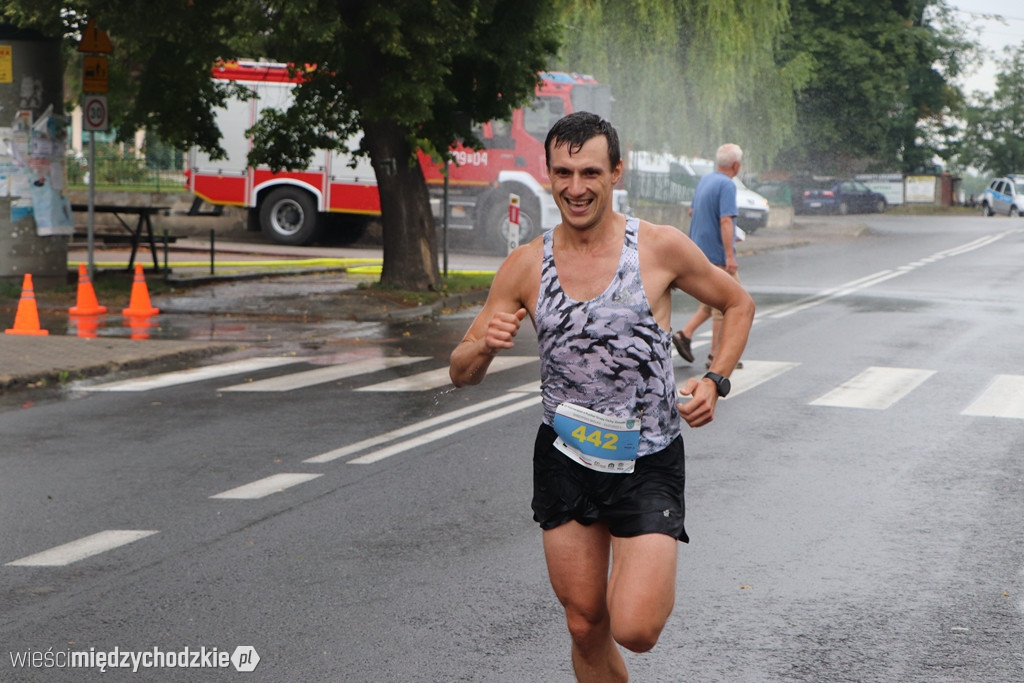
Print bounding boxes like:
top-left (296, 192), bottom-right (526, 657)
top-left (535, 216), bottom-right (680, 456)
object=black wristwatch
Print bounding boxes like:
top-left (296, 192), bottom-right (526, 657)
top-left (703, 372), bottom-right (731, 397)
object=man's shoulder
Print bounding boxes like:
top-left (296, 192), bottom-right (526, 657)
top-left (637, 219), bottom-right (692, 254)
top-left (696, 171), bottom-right (729, 188)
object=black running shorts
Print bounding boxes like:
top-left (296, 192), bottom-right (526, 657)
top-left (531, 424), bottom-right (689, 542)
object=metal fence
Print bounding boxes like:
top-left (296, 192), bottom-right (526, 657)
top-left (624, 169), bottom-right (695, 205)
top-left (66, 153), bottom-right (187, 192)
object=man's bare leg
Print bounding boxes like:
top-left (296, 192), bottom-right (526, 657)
top-left (607, 533), bottom-right (678, 652)
top-left (544, 522), bottom-right (628, 683)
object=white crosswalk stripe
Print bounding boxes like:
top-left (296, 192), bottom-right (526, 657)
top-left (961, 374), bottom-right (1024, 419)
top-left (80, 357), bottom-right (305, 392)
top-left (810, 366), bottom-right (936, 410)
top-left (5, 530), bottom-right (159, 567)
top-left (219, 356), bottom-right (428, 392)
top-left (720, 360), bottom-right (800, 398)
top-left (355, 356), bottom-right (537, 392)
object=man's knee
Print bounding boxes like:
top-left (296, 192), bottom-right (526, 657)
top-left (564, 605), bottom-right (611, 650)
top-left (612, 618), bottom-right (665, 653)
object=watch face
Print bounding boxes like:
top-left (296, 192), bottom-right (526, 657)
top-left (704, 372), bottom-right (730, 396)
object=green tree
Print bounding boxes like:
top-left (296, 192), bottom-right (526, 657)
top-left (2, 1), bottom-right (561, 290)
top-left (887, 1), bottom-right (978, 173)
top-left (960, 44), bottom-right (1024, 176)
top-left (777, 0), bottom-right (978, 175)
top-left (555, 0), bottom-right (809, 169)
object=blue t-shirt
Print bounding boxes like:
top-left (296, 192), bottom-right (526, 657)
top-left (689, 171), bottom-right (738, 266)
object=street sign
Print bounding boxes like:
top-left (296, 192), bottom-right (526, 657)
top-left (507, 193), bottom-right (521, 254)
top-left (83, 56), bottom-right (108, 93)
top-left (0, 45), bottom-right (12, 84)
top-left (77, 18), bottom-right (113, 54)
top-left (82, 95), bottom-right (108, 132)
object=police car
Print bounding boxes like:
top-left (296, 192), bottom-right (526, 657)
top-left (980, 176), bottom-right (1024, 217)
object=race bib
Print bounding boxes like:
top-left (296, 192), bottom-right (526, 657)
top-left (552, 403), bottom-right (641, 474)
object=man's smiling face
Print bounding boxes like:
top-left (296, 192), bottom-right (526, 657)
top-left (547, 135), bottom-right (623, 233)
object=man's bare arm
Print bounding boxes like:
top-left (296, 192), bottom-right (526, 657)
top-left (720, 215), bottom-right (738, 275)
top-left (449, 247), bottom-right (536, 387)
top-left (450, 307), bottom-right (528, 387)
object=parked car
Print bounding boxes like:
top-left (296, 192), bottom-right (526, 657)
top-left (980, 176), bottom-right (1024, 217)
top-left (733, 177), bottom-right (770, 233)
top-left (800, 180), bottom-right (887, 215)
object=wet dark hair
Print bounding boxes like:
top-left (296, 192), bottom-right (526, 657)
top-left (544, 111), bottom-right (621, 171)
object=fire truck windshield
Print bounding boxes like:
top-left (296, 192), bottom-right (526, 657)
top-left (524, 96), bottom-right (566, 139)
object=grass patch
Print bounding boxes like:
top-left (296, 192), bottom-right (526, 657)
top-left (357, 272), bottom-right (494, 306)
top-left (0, 280), bottom-right (22, 299)
top-left (884, 204), bottom-right (978, 216)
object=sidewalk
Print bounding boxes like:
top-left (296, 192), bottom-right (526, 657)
top-left (1, 219), bottom-right (867, 394)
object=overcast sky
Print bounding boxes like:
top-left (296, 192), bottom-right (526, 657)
top-left (945, 0), bottom-right (1024, 96)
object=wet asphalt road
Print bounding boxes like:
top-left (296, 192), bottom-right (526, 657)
top-left (1, 214), bottom-right (1022, 682)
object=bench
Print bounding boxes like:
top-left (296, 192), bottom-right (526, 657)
top-left (71, 204), bottom-right (173, 272)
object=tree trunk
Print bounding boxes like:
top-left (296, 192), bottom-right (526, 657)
top-left (362, 119), bottom-right (440, 291)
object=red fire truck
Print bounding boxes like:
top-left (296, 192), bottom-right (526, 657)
top-left (187, 60), bottom-right (628, 252)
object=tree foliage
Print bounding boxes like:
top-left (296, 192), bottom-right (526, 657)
top-left (777, 0), bottom-right (979, 174)
top-left (2, 1), bottom-right (561, 290)
top-left (959, 44), bottom-right (1024, 176)
top-left (555, 0), bottom-right (809, 169)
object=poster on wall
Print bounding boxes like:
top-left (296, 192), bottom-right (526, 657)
top-left (856, 174), bottom-right (904, 206)
top-left (4, 110), bottom-right (33, 222)
top-left (3, 107), bottom-right (73, 235)
top-left (905, 176), bottom-right (937, 204)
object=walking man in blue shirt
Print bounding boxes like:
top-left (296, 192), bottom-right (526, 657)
top-left (672, 143), bottom-right (745, 370)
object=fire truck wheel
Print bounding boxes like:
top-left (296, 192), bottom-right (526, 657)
top-left (482, 189), bottom-right (540, 254)
top-left (260, 187), bottom-right (321, 245)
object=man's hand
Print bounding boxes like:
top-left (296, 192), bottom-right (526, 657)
top-left (484, 307), bottom-right (528, 355)
top-left (677, 377), bottom-right (719, 427)
top-left (724, 255), bottom-right (739, 276)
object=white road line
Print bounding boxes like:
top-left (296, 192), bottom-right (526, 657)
top-left (348, 396), bottom-right (543, 465)
top-left (5, 530), bottom-right (158, 567)
top-left (961, 375), bottom-right (1024, 419)
top-left (219, 357), bottom-right (428, 392)
top-left (724, 360), bottom-right (800, 398)
top-left (810, 366), bottom-right (935, 410)
top-left (80, 357), bottom-right (304, 392)
top-left (355, 356), bottom-right (538, 392)
top-left (210, 473), bottom-right (323, 499)
top-left (769, 270), bottom-right (898, 319)
top-left (305, 389), bottom-right (541, 463)
top-left (509, 381), bottom-right (542, 393)
top-left (765, 231), bottom-right (1015, 320)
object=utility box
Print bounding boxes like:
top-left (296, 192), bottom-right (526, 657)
top-left (0, 24), bottom-right (68, 289)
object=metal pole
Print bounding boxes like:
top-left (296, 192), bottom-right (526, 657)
top-left (210, 228), bottom-right (215, 275)
top-left (442, 159), bottom-right (449, 278)
top-left (87, 130), bottom-right (96, 278)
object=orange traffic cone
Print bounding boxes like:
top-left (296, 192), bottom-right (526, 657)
top-left (5, 273), bottom-right (50, 336)
top-left (69, 263), bottom-right (107, 315)
top-left (121, 264), bottom-right (160, 317)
